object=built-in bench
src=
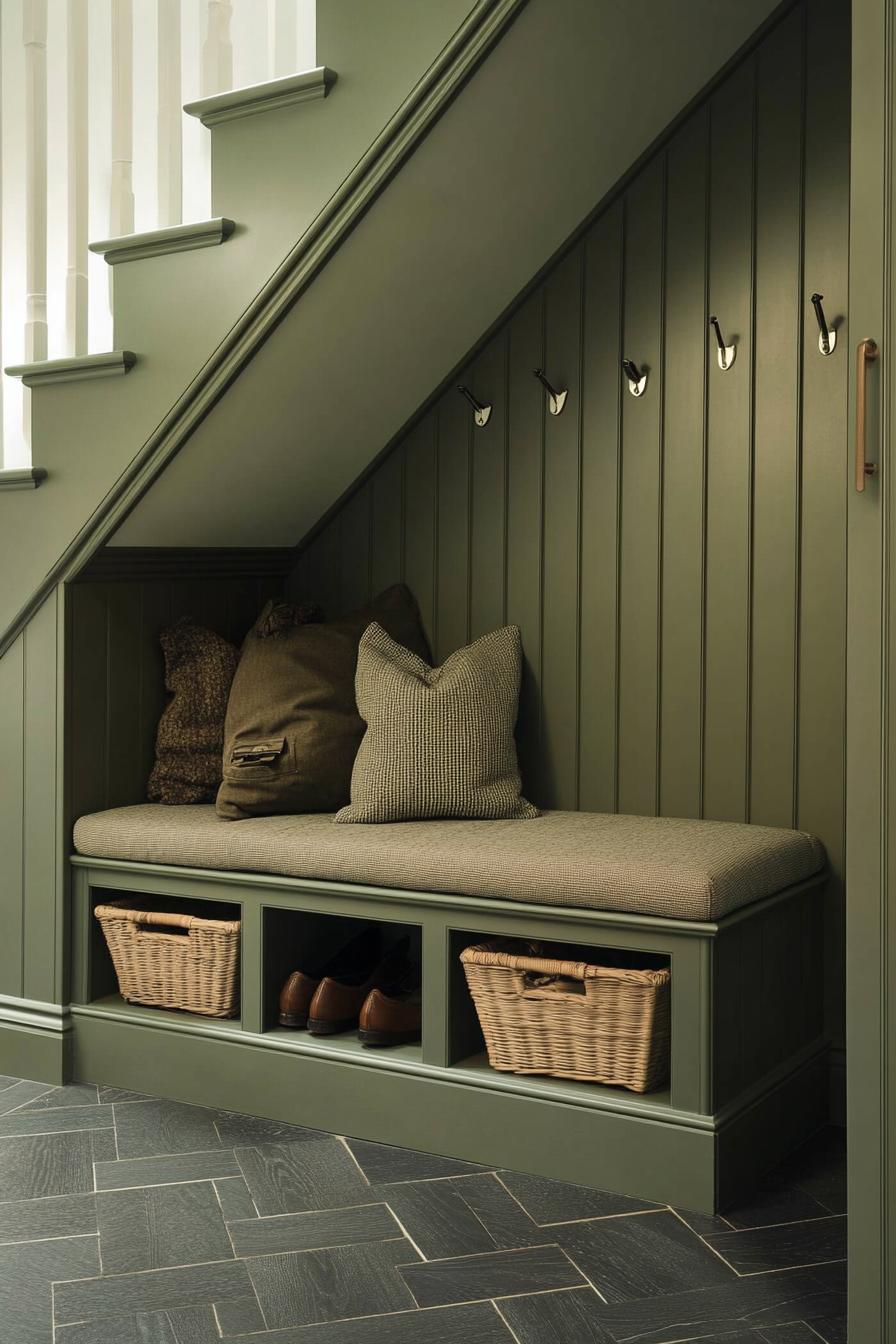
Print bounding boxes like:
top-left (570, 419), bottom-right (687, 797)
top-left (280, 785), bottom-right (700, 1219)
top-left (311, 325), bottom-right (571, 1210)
top-left (70, 805), bottom-right (829, 1213)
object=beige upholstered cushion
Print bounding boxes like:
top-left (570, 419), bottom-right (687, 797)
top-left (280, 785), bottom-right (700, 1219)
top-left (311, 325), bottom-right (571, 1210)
top-left (74, 805), bottom-right (826, 922)
top-left (336, 623), bottom-right (538, 824)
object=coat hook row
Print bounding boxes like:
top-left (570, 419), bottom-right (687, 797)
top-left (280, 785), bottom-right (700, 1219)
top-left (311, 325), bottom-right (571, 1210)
top-left (709, 315), bottom-right (736, 371)
top-left (810, 293), bottom-right (837, 356)
top-left (622, 358), bottom-right (647, 397)
top-left (533, 368), bottom-right (568, 416)
top-left (457, 384), bottom-right (492, 428)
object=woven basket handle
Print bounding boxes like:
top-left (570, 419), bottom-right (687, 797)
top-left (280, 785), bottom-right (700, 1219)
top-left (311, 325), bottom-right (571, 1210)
top-left (95, 905), bottom-right (239, 935)
top-left (129, 910), bottom-right (196, 931)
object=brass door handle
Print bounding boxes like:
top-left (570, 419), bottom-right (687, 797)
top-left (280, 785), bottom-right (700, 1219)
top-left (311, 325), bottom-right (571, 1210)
top-left (856, 338), bottom-right (879, 492)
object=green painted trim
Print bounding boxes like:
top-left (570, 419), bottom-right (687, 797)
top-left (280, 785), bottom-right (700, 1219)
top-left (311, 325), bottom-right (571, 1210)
top-left (0, 0), bottom-right (529, 659)
top-left (0, 994), bottom-right (72, 1087)
top-left (74, 546), bottom-right (296, 582)
top-left (184, 68), bottom-right (337, 126)
top-left (70, 854), bottom-right (826, 940)
top-left (0, 468), bottom-right (47, 491)
top-left (0, 1022), bottom-right (70, 1086)
top-left (88, 218), bottom-right (236, 265)
top-left (68, 1004), bottom-right (824, 1213)
top-left (0, 992), bottom-right (71, 1034)
top-left (4, 352), bottom-right (137, 388)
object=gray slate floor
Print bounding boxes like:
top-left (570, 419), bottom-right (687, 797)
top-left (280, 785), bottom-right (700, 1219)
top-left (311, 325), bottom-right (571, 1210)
top-left (0, 1073), bottom-right (846, 1343)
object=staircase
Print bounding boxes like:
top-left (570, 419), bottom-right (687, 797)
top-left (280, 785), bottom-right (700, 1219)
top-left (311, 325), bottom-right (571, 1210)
top-left (0, 0), bottom-right (790, 652)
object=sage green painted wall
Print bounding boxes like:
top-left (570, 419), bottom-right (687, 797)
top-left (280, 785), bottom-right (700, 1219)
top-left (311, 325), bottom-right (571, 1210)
top-left (0, 589), bottom-right (66, 1006)
top-left (289, 0), bottom-right (850, 1071)
top-left (110, 0), bottom-right (781, 551)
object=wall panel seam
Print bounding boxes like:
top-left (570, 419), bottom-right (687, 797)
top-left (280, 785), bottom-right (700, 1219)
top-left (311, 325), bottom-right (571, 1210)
top-left (656, 149), bottom-right (670, 818)
top-left (746, 51), bottom-right (760, 823)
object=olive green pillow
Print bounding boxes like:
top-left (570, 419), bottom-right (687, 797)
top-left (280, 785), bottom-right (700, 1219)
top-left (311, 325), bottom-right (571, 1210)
top-left (147, 618), bottom-right (241, 805)
top-left (216, 585), bottom-right (431, 820)
top-left (335, 622), bottom-right (539, 823)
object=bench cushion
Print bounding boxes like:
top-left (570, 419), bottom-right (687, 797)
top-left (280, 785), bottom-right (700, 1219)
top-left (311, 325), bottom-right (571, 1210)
top-left (73, 805), bottom-right (825, 922)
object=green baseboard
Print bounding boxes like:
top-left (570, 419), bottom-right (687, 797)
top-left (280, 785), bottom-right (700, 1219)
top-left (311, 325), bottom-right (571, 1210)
top-left (0, 995), bottom-right (72, 1085)
top-left (71, 1007), bottom-right (830, 1215)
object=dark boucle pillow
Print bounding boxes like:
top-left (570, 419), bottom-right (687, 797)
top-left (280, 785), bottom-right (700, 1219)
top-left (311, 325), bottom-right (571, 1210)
top-left (147, 618), bottom-right (241, 805)
top-left (216, 584), bottom-right (431, 820)
top-left (148, 601), bottom-right (322, 805)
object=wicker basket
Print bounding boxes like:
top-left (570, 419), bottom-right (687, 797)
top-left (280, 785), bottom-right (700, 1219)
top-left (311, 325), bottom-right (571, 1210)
top-left (94, 899), bottom-right (240, 1018)
top-left (460, 939), bottom-right (670, 1093)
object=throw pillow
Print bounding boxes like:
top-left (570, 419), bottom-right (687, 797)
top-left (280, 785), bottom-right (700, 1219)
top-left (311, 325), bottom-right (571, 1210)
top-left (216, 584), bottom-right (431, 819)
top-left (147, 618), bottom-right (241, 805)
top-left (335, 623), bottom-right (540, 823)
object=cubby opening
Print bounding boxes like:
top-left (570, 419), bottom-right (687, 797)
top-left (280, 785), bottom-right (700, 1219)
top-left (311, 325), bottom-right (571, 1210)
top-left (447, 929), bottom-right (672, 1102)
top-left (85, 889), bottom-right (243, 1023)
top-left (261, 907), bottom-right (423, 1054)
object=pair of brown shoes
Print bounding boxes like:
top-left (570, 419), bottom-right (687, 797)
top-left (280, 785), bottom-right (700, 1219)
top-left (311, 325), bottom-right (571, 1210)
top-left (278, 929), bottom-right (421, 1048)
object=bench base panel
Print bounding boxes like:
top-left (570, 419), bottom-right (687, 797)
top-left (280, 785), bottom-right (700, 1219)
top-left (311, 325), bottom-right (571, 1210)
top-left (68, 1006), bottom-right (827, 1214)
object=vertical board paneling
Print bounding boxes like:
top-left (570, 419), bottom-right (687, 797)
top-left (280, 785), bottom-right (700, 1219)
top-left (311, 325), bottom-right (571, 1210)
top-left (106, 583), bottom-right (147, 807)
top-left (370, 451), bottom-right (404, 595)
top-left (435, 385), bottom-right (472, 662)
top-left (469, 333), bottom-right (508, 639)
top-left (23, 592), bottom-right (62, 1003)
top-left (506, 291), bottom-right (544, 801)
top-left (403, 414), bottom-right (438, 649)
top-left (579, 202), bottom-right (623, 814)
top-left (750, 8), bottom-right (804, 827)
top-left (617, 162), bottom-right (665, 817)
top-left (339, 484), bottom-right (372, 613)
top-left (799, 0), bottom-right (850, 1056)
top-left (138, 581), bottom-right (171, 796)
top-left (0, 634), bottom-right (25, 998)
top-left (68, 584), bottom-right (110, 824)
top-left (288, 0), bottom-right (848, 1051)
top-left (703, 58), bottom-right (756, 823)
top-left (540, 248), bottom-right (584, 808)
top-left (660, 111), bottom-right (709, 820)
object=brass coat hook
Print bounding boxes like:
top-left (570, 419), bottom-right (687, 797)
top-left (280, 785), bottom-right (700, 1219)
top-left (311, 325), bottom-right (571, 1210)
top-left (533, 368), bottom-right (568, 416)
top-left (810, 293), bottom-right (837, 356)
top-left (709, 315), bottom-right (736, 371)
top-left (457, 384), bottom-right (492, 428)
top-left (622, 358), bottom-right (647, 397)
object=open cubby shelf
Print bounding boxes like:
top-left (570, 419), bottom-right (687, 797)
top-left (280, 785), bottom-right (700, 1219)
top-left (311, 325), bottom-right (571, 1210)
top-left (69, 856), bottom-right (829, 1213)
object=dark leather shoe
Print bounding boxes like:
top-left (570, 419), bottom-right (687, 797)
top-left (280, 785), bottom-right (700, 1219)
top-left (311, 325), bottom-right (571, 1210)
top-left (278, 925), bottom-right (380, 1029)
top-left (307, 937), bottom-right (411, 1036)
top-left (358, 986), bottom-right (422, 1047)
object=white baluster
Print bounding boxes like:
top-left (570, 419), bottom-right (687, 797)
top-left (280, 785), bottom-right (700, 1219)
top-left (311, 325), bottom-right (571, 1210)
top-left (202, 0), bottom-right (233, 97)
top-left (157, 0), bottom-right (182, 227)
top-left (109, 0), bottom-right (134, 239)
top-left (23, 0), bottom-right (48, 445)
top-left (272, 0), bottom-right (296, 78)
top-left (66, 0), bottom-right (88, 355)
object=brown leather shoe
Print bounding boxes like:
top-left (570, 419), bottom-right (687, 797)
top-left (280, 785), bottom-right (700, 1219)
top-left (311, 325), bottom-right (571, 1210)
top-left (307, 938), bottom-right (411, 1036)
top-left (278, 970), bottom-right (320, 1028)
top-left (277, 925), bottom-right (381, 1029)
top-left (358, 986), bottom-right (422, 1047)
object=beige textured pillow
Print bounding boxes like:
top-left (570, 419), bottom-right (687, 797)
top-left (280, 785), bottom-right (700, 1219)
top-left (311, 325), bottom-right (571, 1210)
top-left (335, 623), bottom-right (539, 824)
